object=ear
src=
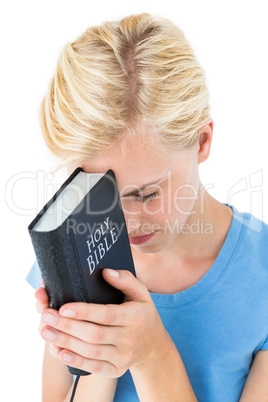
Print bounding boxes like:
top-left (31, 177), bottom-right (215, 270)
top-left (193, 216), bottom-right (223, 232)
top-left (197, 118), bottom-right (214, 164)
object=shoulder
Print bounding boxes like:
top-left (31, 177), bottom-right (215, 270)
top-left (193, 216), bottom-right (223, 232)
top-left (232, 205), bottom-right (268, 242)
top-left (240, 209), bottom-right (268, 250)
top-left (232, 205), bottom-right (268, 269)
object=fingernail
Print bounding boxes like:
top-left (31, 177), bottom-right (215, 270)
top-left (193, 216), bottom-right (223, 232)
top-left (43, 329), bottom-right (56, 341)
top-left (106, 268), bottom-right (119, 278)
top-left (42, 313), bottom-right (58, 325)
top-left (62, 352), bottom-right (73, 362)
top-left (60, 309), bottom-right (76, 318)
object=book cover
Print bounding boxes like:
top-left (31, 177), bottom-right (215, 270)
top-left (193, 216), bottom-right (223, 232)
top-left (28, 168), bottom-right (136, 376)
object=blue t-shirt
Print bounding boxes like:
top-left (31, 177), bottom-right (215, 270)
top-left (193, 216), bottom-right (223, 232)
top-left (26, 204), bottom-right (268, 402)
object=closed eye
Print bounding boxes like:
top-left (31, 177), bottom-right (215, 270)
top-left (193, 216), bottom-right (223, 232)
top-left (133, 190), bottom-right (160, 203)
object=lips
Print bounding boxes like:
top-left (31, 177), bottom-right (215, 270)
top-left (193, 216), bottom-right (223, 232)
top-left (128, 232), bottom-right (156, 245)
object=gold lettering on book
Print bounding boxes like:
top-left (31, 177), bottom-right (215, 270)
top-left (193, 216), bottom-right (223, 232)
top-left (86, 217), bottom-right (118, 275)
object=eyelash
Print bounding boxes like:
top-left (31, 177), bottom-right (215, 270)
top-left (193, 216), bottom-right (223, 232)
top-left (134, 190), bottom-right (160, 203)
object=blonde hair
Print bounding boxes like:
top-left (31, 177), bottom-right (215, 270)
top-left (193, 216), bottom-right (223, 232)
top-left (40, 12), bottom-right (211, 172)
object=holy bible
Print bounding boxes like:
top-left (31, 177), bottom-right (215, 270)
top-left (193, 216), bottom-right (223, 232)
top-left (28, 167), bottom-right (136, 376)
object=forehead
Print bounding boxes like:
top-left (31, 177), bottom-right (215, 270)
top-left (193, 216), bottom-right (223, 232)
top-left (81, 136), bottom-right (195, 189)
top-left (83, 140), bottom-right (164, 174)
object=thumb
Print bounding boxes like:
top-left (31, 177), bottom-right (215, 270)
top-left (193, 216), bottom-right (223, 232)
top-left (35, 286), bottom-right (49, 306)
top-left (102, 268), bottom-right (150, 303)
top-left (35, 287), bottom-right (49, 314)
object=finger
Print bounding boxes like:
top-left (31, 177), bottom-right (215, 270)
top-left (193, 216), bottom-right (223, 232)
top-left (38, 318), bottom-right (48, 332)
top-left (58, 348), bottom-right (120, 378)
top-left (41, 309), bottom-right (119, 345)
top-left (40, 325), bottom-right (120, 367)
top-left (59, 302), bottom-right (133, 327)
top-left (36, 300), bottom-right (48, 314)
top-left (39, 307), bottom-right (58, 332)
top-left (35, 287), bottom-right (49, 306)
top-left (102, 269), bottom-right (151, 303)
top-left (49, 343), bottom-right (61, 357)
top-left (35, 287), bottom-right (49, 314)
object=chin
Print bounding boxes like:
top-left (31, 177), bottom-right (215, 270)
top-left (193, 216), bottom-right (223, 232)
top-left (130, 238), bottom-right (168, 254)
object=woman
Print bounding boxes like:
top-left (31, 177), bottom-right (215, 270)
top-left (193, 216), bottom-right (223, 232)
top-left (27, 12), bottom-right (268, 401)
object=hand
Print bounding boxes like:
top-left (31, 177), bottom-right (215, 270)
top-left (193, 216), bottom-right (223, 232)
top-left (35, 281), bottom-right (62, 358)
top-left (35, 278), bottom-right (48, 313)
top-left (39, 269), bottom-right (169, 378)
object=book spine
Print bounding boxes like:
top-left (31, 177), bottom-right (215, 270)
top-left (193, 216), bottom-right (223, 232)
top-left (59, 224), bottom-right (92, 377)
top-left (29, 226), bottom-right (90, 376)
top-left (59, 221), bottom-right (89, 304)
top-left (28, 226), bottom-right (77, 310)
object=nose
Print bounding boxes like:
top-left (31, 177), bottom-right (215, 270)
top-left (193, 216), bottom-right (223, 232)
top-left (120, 199), bottom-right (146, 234)
top-left (125, 217), bottom-right (142, 235)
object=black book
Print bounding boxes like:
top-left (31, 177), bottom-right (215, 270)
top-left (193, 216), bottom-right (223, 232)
top-left (28, 168), bottom-right (136, 376)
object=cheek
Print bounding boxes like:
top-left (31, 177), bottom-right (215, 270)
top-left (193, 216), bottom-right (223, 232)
top-left (171, 167), bottom-right (199, 217)
top-left (121, 199), bottom-right (142, 216)
top-left (139, 199), bottom-right (164, 218)
top-left (121, 173), bottom-right (199, 229)
top-left (121, 200), bottom-right (166, 234)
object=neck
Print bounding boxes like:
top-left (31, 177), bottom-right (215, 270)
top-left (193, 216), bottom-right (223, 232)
top-left (172, 184), bottom-right (232, 262)
top-left (131, 184), bottom-right (233, 293)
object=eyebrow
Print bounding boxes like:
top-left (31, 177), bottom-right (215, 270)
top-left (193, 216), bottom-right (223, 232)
top-left (121, 177), bottom-right (165, 197)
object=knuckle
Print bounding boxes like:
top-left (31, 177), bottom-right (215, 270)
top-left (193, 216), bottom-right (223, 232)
top-left (80, 303), bottom-right (89, 319)
top-left (104, 307), bottom-right (115, 324)
top-left (61, 318), bottom-right (72, 334)
top-left (59, 333), bottom-right (71, 350)
top-left (91, 326), bottom-right (103, 343)
top-left (93, 360), bottom-right (104, 373)
top-left (57, 317), bottom-right (73, 334)
top-left (89, 345), bottom-right (101, 360)
top-left (120, 306), bottom-right (129, 323)
top-left (125, 269), bottom-right (132, 278)
top-left (126, 270), bottom-right (135, 282)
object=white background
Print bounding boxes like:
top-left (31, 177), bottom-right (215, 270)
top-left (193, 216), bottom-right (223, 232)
top-left (2, 0), bottom-right (268, 400)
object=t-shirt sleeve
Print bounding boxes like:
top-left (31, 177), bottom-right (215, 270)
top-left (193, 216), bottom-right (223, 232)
top-left (260, 335), bottom-right (268, 351)
top-left (26, 259), bottom-right (42, 290)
